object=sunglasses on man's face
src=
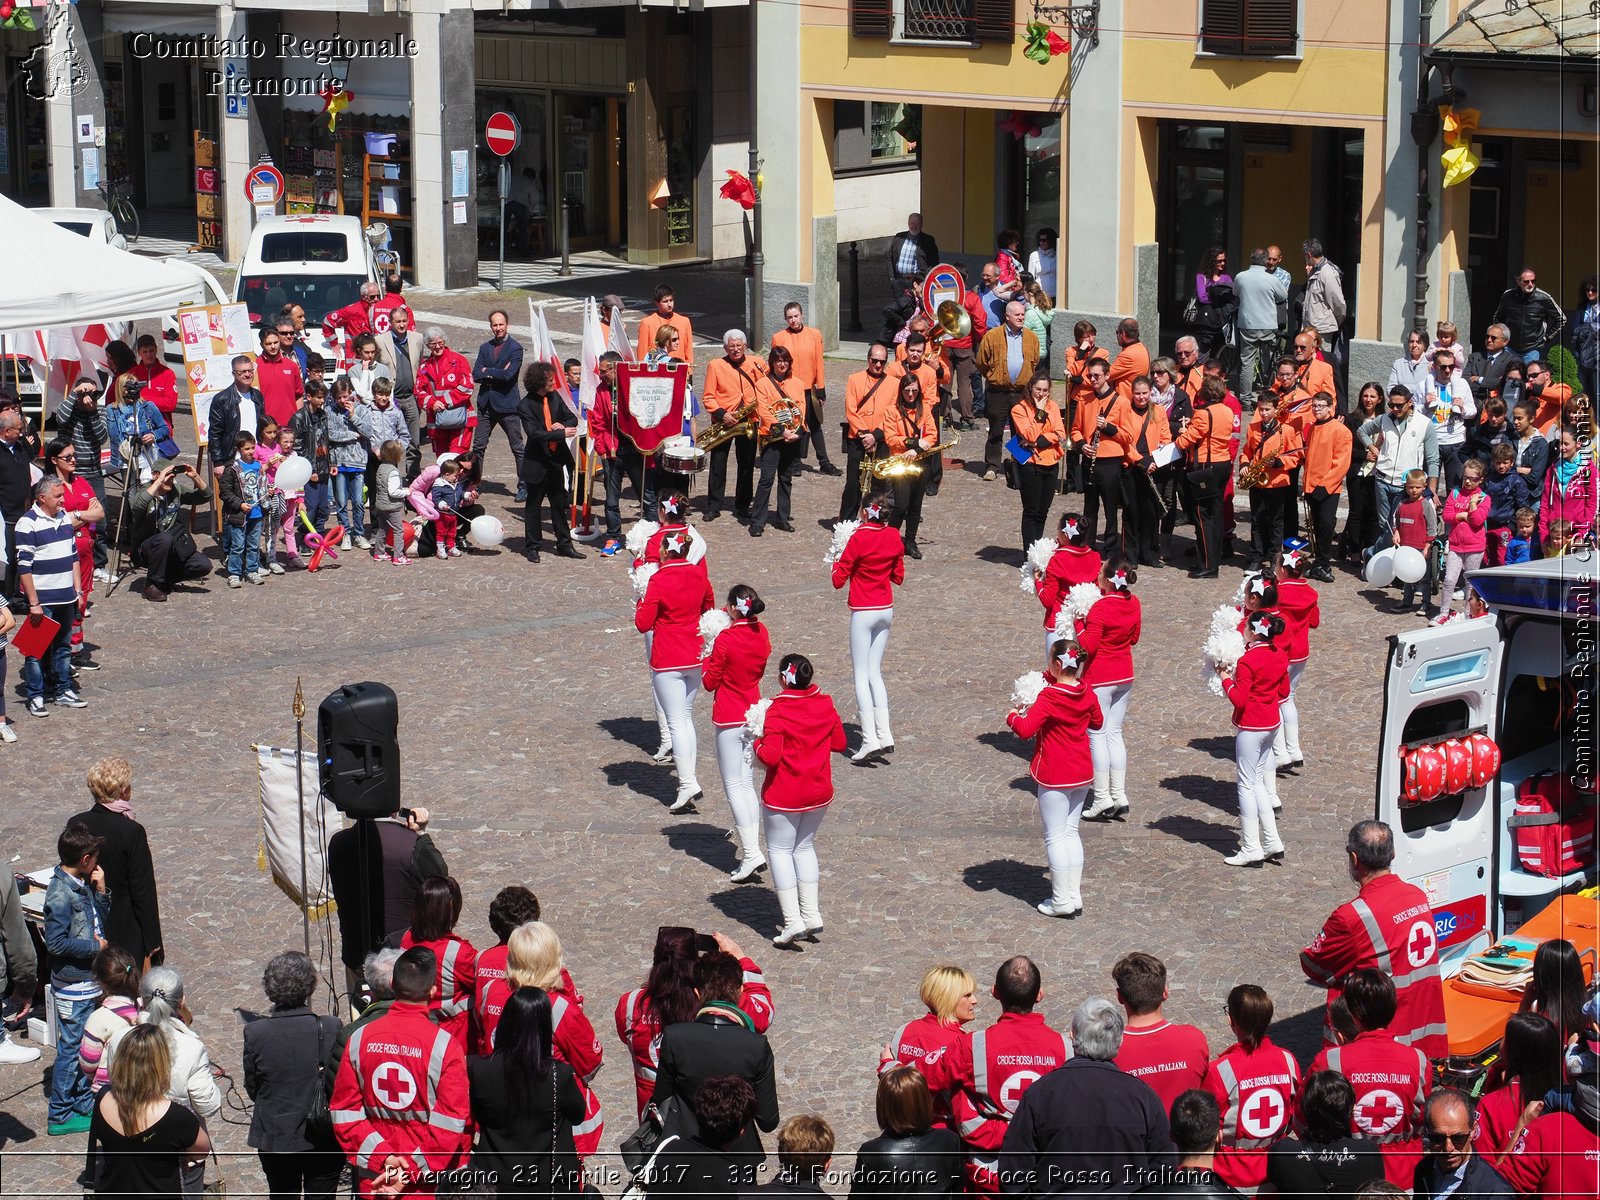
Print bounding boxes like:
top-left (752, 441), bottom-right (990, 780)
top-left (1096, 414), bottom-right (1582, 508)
top-left (1422, 1130), bottom-right (1471, 1150)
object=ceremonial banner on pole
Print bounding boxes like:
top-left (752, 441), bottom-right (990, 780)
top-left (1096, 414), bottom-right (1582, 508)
top-left (616, 362), bottom-right (689, 454)
top-left (255, 745), bottom-right (341, 918)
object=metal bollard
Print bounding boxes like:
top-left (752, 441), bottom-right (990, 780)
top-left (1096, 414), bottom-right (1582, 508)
top-left (847, 242), bottom-right (863, 333)
top-left (559, 198), bottom-right (573, 277)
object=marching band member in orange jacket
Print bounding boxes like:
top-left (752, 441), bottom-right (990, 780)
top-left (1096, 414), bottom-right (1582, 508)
top-left (838, 345), bottom-right (897, 521)
top-left (1070, 360), bottom-right (1135, 550)
top-left (1300, 392), bottom-right (1351, 581)
top-left (701, 330), bottom-right (768, 521)
top-left (1241, 391), bottom-right (1305, 571)
top-left (881, 374), bottom-right (940, 559)
top-left (1120, 376), bottom-right (1174, 568)
top-left (749, 350), bottom-right (803, 537)
top-left (1011, 373), bottom-right (1067, 554)
top-left (1178, 376), bottom-right (1237, 577)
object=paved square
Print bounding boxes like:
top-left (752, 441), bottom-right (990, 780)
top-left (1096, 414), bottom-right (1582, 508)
top-left (2, 431), bottom-right (1398, 1195)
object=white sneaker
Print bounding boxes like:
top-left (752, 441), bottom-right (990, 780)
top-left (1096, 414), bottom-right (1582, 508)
top-left (92, 567), bottom-right (112, 583)
top-left (437, 547), bottom-right (448, 560)
top-left (0, 1032), bottom-right (40, 1064)
top-left (1037, 899), bottom-right (1081, 918)
top-left (340, 534), bottom-right (353, 551)
top-left (248, 571), bottom-right (268, 585)
top-left (354, 535), bottom-right (372, 550)
top-left (448, 546), bottom-right (462, 558)
top-left (227, 575), bottom-right (242, 589)
top-left (267, 561), bottom-right (286, 575)
top-left (0, 722), bottom-right (16, 743)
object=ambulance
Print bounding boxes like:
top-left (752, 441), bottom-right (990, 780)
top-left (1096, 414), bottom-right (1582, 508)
top-left (1374, 554), bottom-right (1596, 1066)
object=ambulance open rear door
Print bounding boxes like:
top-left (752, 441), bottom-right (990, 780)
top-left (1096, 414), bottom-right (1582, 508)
top-left (1375, 619), bottom-right (1503, 969)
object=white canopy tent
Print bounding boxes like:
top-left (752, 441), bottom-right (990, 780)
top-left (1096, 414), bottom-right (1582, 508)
top-left (0, 192), bottom-right (226, 335)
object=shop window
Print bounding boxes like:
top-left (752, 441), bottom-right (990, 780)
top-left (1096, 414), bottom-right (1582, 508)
top-left (1199, 0), bottom-right (1298, 57)
top-left (834, 102), bottom-right (919, 174)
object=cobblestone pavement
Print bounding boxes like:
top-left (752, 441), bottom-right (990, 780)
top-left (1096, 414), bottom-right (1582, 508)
top-left (0, 414), bottom-right (1407, 1196)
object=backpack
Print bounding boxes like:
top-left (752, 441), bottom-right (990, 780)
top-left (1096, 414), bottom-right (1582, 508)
top-left (1509, 771), bottom-right (1597, 878)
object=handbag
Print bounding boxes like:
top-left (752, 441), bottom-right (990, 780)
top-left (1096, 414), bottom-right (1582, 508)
top-left (1185, 465), bottom-right (1222, 501)
top-left (301, 1015), bottom-right (337, 1149)
top-left (432, 404), bottom-right (469, 431)
top-left (619, 1094), bottom-right (695, 1178)
top-left (202, 1148), bottom-right (230, 1198)
top-left (619, 1133), bottom-right (681, 1200)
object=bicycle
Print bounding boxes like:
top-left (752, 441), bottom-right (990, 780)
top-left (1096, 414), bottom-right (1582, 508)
top-left (98, 177), bottom-right (140, 243)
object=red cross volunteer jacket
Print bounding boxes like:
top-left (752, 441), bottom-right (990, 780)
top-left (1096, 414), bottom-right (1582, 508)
top-left (1299, 873), bottom-right (1449, 1062)
top-left (1204, 1037), bottom-right (1301, 1193)
top-left (831, 520), bottom-right (905, 611)
top-left (399, 932), bottom-right (477, 1050)
top-left (330, 999), bottom-right (472, 1196)
top-left (755, 685), bottom-right (847, 812)
top-left (883, 1012), bottom-right (976, 1130)
top-left (1007, 679), bottom-right (1103, 790)
top-left (1308, 1029), bottom-right (1429, 1188)
top-left (635, 559), bottom-right (715, 671)
top-left (701, 621), bottom-right (773, 727)
top-left (950, 1011), bottom-right (1070, 1194)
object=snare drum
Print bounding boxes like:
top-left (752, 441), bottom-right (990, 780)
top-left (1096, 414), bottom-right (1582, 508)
top-left (659, 442), bottom-right (707, 475)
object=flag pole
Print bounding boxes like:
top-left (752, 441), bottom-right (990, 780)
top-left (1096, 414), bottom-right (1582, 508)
top-left (293, 677), bottom-right (311, 960)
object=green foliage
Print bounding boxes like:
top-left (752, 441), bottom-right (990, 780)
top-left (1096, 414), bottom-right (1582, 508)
top-left (1546, 344), bottom-right (1580, 392)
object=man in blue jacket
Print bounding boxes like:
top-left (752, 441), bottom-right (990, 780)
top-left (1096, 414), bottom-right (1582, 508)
top-left (471, 310), bottom-right (527, 501)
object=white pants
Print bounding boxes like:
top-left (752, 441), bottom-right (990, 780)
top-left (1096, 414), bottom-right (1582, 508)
top-left (1038, 785), bottom-right (1087, 902)
top-left (715, 726), bottom-right (761, 830)
top-left (1089, 682), bottom-right (1132, 774)
top-left (763, 806), bottom-right (827, 892)
top-left (1277, 660), bottom-right (1307, 754)
top-left (850, 608), bottom-right (894, 719)
top-left (644, 632), bottom-right (668, 735)
top-left (651, 667), bottom-right (701, 790)
top-left (1235, 728), bottom-right (1276, 821)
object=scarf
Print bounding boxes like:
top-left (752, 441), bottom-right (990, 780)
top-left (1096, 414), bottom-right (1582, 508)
top-left (1555, 454), bottom-right (1583, 489)
top-left (99, 797), bottom-right (137, 820)
top-left (696, 1000), bottom-right (755, 1031)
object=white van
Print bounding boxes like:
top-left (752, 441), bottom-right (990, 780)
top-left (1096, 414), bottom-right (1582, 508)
top-left (234, 215), bottom-right (381, 364)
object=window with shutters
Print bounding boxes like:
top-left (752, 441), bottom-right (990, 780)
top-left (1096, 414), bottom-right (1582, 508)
top-left (1199, 0), bottom-right (1299, 57)
top-left (852, 0), bottom-right (1014, 45)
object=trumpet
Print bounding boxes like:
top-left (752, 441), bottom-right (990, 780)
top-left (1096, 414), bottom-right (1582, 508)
top-left (700, 402), bottom-right (757, 452)
top-left (760, 399), bottom-right (803, 448)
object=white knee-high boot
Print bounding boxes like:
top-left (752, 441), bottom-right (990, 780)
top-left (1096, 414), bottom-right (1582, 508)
top-left (773, 888), bottom-right (807, 946)
top-left (797, 879), bottom-right (824, 935)
top-left (731, 823), bottom-right (766, 882)
top-left (1084, 769), bottom-right (1115, 819)
top-left (1272, 722), bottom-right (1290, 766)
top-left (851, 710), bottom-right (881, 762)
top-left (1282, 709), bottom-right (1303, 765)
top-left (1266, 763), bottom-right (1282, 811)
top-left (1225, 816), bottom-right (1264, 867)
top-left (1259, 803), bottom-right (1286, 862)
top-left (874, 707), bottom-right (895, 755)
top-left (1109, 769), bottom-right (1129, 816)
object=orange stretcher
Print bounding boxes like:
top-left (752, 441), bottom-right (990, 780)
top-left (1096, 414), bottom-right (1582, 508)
top-left (1443, 890), bottom-right (1599, 1059)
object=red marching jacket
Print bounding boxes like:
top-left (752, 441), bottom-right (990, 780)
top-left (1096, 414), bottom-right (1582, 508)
top-left (637, 521), bottom-right (706, 568)
top-left (885, 1012), bottom-right (976, 1130)
top-left (1222, 642), bottom-right (1291, 731)
top-left (950, 1012), bottom-right (1071, 1193)
top-left (1007, 680), bottom-right (1102, 789)
top-left (831, 521), bottom-right (905, 611)
top-left (1308, 1030), bottom-right (1430, 1188)
top-left (1275, 578), bottom-right (1321, 665)
top-left (614, 958), bottom-right (775, 1118)
top-left (1299, 873), bottom-right (1449, 1062)
top-left (1036, 546), bottom-right (1102, 630)
top-left (1204, 1037), bottom-right (1301, 1193)
top-left (1077, 591), bottom-right (1142, 687)
top-left (635, 559), bottom-right (715, 671)
top-left (755, 685), bottom-right (847, 812)
top-left (701, 621), bottom-right (772, 728)
top-left (330, 999), bottom-right (473, 1196)
top-left (399, 931), bottom-right (477, 1050)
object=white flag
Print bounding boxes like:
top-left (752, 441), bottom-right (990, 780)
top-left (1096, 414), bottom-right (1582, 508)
top-left (255, 746), bottom-right (342, 916)
top-left (606, 304), bottom-right (634, 363)
top-left (579, 296), bottom-right (606, 423)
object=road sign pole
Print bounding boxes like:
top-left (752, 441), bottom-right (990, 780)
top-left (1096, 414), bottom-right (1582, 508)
top-left (497, 160), bottom-right (510, 291)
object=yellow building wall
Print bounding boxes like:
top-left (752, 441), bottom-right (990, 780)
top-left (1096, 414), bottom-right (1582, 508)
top-left (1240, 131), bottom-right (1312, 263)
top-left (1521, 141), bottom-right (1599, 302)
top-left (920, 106), bottom-right (967, 254)
top-left (810, 98), bottom-right (836, 220)
top-left (799, 27), bottom-right (1070, 106)
top-left (963, 109), bottom-right (996, 252)
top-left (1121, 39), bottom-right (1387, 119)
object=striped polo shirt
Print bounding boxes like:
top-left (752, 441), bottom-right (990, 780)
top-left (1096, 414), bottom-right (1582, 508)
top-left (14, 505), bottom-right (78, 607)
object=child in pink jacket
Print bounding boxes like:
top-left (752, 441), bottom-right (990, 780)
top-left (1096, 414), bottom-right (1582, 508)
top-left (1438, 458), bottom-right (1489, 622)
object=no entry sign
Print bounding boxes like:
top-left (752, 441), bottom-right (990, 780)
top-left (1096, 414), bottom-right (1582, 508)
top-left (485, 112), bottom-right (521, 158)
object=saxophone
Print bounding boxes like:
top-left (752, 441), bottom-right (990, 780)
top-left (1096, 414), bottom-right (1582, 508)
top-left (1238, 420), bottom-right (1279, 489)
top-left (700, 401), bottom-right (757, 451)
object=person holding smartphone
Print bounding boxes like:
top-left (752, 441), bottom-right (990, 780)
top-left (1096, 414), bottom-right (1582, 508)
top-left (128, 460), bottom-right (212, 603)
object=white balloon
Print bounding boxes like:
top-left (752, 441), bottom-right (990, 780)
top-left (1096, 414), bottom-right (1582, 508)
top-left (1392, 545), bottom-right (1428, 585)
top-left (468, 514), bottom-right (505, 548)
top-left (1365, 546), bottom-right (1397, 588)
top-left (275, 454), bottom-right (312, 493)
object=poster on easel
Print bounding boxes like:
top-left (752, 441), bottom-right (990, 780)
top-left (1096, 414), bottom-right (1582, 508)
top-left (178, 300), bottom-right (255, 455)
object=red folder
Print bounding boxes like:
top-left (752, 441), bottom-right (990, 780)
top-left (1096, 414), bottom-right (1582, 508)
top-left (10, 612), bottom-right (62, 659)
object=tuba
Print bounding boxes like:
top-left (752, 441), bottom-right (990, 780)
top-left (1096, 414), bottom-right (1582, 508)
top-left (699, 402), bottom-right (757, 451)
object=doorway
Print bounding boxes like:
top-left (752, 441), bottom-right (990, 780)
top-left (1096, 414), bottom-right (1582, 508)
top-left (1466, 138), bottom-right (1515, 345)
top-left (1157, 123), bottom-right (1235, 329)
top-left (1, 56), bottom-right (49, 203)
top-left (127, 49), bottom-right (203, 212)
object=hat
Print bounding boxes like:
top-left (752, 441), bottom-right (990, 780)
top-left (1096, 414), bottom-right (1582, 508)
top-left (602, 294), bottom-right (624, 313)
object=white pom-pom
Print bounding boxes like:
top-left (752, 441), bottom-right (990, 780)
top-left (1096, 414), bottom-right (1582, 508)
top-left (625, 519), bottom-right (659, 556)
top-left (687, 525), bottom-right (708, 565)
top-left (699, 608), bottom-right (732, 657)
top-left (629, 561), bottom-right (658, 600)
top-left (1201, 604), bottom-right (1246, 697)
top-left (825, 519), bottom-right (860, 565)
top-left (1066, 583), bottom-right (1101, 624)
top-left (1051, 610), bottom-right (1077, 643)
top-left (1019, 539), bottom-right (1056, 595)
top-left (1011, 671), bottom-right (1047, 712)
top-left (741, 696), bottom-right (773, 765)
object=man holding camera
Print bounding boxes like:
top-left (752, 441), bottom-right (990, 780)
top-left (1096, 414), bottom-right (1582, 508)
top-left (128, 460), bottom-right (212, 602)
top-left (53, 379), bottom-right (110, 576)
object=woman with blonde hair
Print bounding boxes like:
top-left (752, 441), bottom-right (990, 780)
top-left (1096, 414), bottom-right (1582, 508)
top-left (139, 964), bottom-right (222, 1193)
top-left (1023, 281), bottom-right (1058, 375)
top-left (72, 755), bottom-right (163, 968)
top-left (881, 965), bottom-right (978, 1129)
top-left (88, 1022), bottom-right (211, 1199)
top-left (508, 921), bottom-right (603, 1083)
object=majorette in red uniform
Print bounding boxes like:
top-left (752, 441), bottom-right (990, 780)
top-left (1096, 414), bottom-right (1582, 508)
top-left (756, 655), bottom-right (847, 946)
top-left (1220, 610), bottom-right (1290, 868)
top-left (635, 533), bottom-right (715, 811)
top-left (701, 586), bottom-right (772, 883)
top-left (1299, 822), bottom-right (1449, 1063)
top-left (832, 495), bottom-right (905, 762)
top-left (883, 967), bottom-right (977, 1132)
top-left (399, 928), bottom-right (477, 1050)
top-left (951, 1004), bottom-right (1070, 1193)
top-left (417, 343), bottom-right (476, 456)
top-left (614, 950), bottom-right (774, 1119)
top-left (632, 492), bottom-right (707, 763)
top-left (330, 977), bottom-right (472, 1197)
top-left (1204, 990), bottom-right (1301, 1194)
top-left (1076, 558), bottom-right (1141, 821)
top-left (1272, 542), bottom-right (1320, 769)
top-left (1007, 641), bottom-right (1102, 918)
top-left (1306, 1008), bottom-right (1429, 1186)
top-left (1035, 513), bottom-right (1102, 651)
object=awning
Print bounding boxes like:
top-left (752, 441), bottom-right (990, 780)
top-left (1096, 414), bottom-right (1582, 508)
top-left (101, 4), bottom-right (218, 38)
top-left (1432, 0), bottom-right (1600, 64)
